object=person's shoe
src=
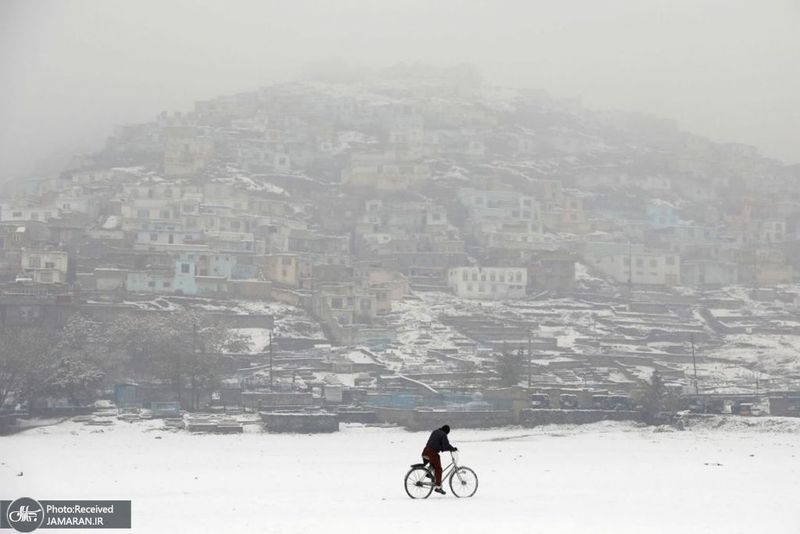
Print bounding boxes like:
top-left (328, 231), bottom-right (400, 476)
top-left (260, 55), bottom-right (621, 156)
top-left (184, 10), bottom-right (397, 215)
top-left (425, 472), bottom-right (434, 480)
top-left (434, 486), bottom-right (446, 495)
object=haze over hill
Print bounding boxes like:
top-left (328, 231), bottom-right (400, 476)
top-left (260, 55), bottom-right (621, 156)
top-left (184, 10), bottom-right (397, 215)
top-left (1, 0), bottom-right (799, 184)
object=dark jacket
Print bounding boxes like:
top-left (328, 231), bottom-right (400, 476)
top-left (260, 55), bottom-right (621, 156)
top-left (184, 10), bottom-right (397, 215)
top-left (425, 428), bottom-right (455, 453)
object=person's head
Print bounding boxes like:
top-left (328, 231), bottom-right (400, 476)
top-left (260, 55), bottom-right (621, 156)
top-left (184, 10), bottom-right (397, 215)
top-left (441, 424), bottom-right (450, 434)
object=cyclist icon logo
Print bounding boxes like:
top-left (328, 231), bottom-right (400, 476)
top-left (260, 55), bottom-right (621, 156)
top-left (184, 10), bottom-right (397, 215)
top-left (6, 498), bottom-right (44, 533)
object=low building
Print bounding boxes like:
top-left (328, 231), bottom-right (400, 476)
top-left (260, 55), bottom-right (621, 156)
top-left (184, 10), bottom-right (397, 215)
top-left (20, 250), bottom-right (69, 284)
top-left (261, 254), bottom-right (313, 289)
top-left (585, 247), bottom-right (680, 286)
top-left (447, 266), bottom-right (527, 299)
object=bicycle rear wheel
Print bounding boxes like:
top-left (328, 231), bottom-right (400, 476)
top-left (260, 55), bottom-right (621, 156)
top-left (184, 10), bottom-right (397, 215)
top-left (449, 466), bottom-right (478, 498)
top-left (404, 466), bottom-right (434, 499)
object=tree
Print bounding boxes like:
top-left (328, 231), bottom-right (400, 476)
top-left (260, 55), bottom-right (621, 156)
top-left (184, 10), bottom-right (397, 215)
top-left (496, 348), bottom-right (523, 387)
top-left (106, 311), bottom-right (247, 410)
top-left (635, 370), bottom-right (686, 424)
top-left (0, 327), bottom-right (51, 408)
top-left (43, 316), bottom-right (110, 405)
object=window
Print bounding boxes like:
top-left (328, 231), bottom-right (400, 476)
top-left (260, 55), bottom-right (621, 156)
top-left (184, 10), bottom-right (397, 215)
top-left (138, 209), bottom-right (149, 218)
top-left (29, 256), bottom-right (41, 268)
top-left (462, 271), bottom-right (468, 281)
top-left (44, 261), bottom-right (55, 269)
top-left (148, 281), bottom-right (156, 288)
top-left (522, 199), bottom-right (532, 207)
top-left (650, 259), bottom-right (658, 268)
top-left (478, 284), bottom-right (484, 292)
top-left (163, 281), bottom-right (171, 288)
top-left (515, 272), bottom-right (522, 282)
top-left (466, 284), bottom-right (473, 291)
top-left (331, 297), bottom-right (343, 309)
top-left (490, 273), bottom-right (496, 282)
top-left (636, 258), bottom-right (644, 268)
top-left (12, 211), bottom-right (22, 218)
top-left (150, 233), bottom-right (158, 241)
top-left (499, 274), bottom-right (505, 282)
top-left (181, 263), bottom-right (190, 274)
top-left (666, 256), bottom-right (676, 266)
top-left (39, 271), bottom-right (53, 283)
top-left (472, 273), bottom-right (477, 281)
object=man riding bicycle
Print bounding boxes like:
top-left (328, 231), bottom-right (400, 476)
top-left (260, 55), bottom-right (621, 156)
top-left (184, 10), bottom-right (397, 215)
top-left (421, 424), bottom-right (458, 495)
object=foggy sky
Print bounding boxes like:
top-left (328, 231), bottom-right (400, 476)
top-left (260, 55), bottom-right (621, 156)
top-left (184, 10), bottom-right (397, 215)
top-left (1, 0), bottom-right (799, 183)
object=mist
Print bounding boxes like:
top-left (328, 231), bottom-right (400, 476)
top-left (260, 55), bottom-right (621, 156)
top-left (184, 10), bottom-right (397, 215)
top-left (1, 0), bottom-right (799, 183)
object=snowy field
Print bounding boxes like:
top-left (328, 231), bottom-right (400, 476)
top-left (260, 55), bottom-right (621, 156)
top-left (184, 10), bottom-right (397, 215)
top-left (2, 419), bottom-right (800, 533)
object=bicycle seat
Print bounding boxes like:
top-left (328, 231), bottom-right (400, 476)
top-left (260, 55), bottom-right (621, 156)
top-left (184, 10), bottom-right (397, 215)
top-left (410, 463), bottom-right (426, 468)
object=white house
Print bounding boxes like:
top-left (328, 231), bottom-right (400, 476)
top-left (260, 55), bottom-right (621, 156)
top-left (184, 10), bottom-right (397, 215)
top-left (20, 250), bottom-right (69, 284)
top-left (447, 266), bottom-right (527, 299)
top-left (587, 250), bottom-right (680, 286)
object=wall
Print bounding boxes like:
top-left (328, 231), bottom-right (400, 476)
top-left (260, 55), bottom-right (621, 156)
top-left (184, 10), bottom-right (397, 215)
top-left (241, 392), bottom-right (313, 411)
top-left (519, 409), bottom-right (642, 426)
top-left (408, 409), bottom-right (515, 431)
top-left (261, 412), bottom-right (340, 433)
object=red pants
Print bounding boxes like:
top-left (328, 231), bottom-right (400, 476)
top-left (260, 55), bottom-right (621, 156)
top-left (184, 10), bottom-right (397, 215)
top-left (421, 446), bottom-right (442, 486)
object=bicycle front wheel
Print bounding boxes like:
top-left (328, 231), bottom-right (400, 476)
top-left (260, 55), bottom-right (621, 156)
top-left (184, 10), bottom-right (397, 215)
top-left (449, 466), bottom-right (478, 498)
top-left (404, 467), bottom-right (434, 499)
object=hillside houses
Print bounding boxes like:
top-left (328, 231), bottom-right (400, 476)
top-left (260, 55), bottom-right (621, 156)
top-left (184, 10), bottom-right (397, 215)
top-left (2, 75), bottom-right (800, 409)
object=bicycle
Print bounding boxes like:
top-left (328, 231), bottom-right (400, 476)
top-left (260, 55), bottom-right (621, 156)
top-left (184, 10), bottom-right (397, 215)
top-left (404, 451), bottom-right (479, 498)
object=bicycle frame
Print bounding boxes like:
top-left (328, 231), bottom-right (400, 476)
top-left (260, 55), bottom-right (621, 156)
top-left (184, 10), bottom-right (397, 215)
top-left (421, 452), bottom-right (459, 486)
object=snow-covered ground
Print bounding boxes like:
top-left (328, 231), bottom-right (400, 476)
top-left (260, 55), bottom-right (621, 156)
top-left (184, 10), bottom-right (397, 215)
top-left (2, 419), bottom-right (799, 533)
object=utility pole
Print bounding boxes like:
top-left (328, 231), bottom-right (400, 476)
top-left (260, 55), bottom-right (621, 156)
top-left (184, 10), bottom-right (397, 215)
top-left (527, 331), bottom-right (533, 389)
top-left (753, 246), bottom-right (759, 292)
top-left (627, 241), bottom-right (633, 297)
top-left (269, 329), bottom-right (273, 390)
top-left (690, 333), bottom-right (699, 396)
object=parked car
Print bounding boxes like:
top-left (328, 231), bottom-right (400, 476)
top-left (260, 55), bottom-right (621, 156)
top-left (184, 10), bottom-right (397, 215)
top-left (591, 395), bottom-right (610, 410)
top-left (559, 394), bottom-right (578, 409)
top-left (529, 393), bottom-right (551, 409)
top-left (608, 395), bottom-right (632, 410)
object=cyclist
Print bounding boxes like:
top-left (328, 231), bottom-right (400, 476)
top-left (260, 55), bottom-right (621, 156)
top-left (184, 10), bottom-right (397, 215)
top-left (421, 424), bottom-right (458, 494)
